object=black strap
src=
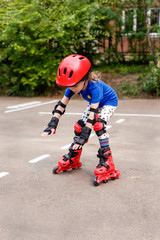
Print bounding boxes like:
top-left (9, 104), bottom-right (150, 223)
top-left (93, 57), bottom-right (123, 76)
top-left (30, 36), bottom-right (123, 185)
top-left (86, 107), bottom-right (98, 125)
top-left (90, 107), bottom-right (98, 113)
top-left (87, 118), bottom-right (95, 125)
top-left (53, 109), bottom-right (64, 115)
top-left (52, 101), bottom-right (66, 115)
top-left (58, 101), bottom-right (66, 108)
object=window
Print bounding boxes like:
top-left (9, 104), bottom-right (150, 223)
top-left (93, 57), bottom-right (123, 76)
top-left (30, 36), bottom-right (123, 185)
top-left (150, 9), bottom-right (160, 26)
top-left (122, 8), bottom-right (160, 36)
top-left (122, 9), bottom-right (137, 32)
top-left (148, 8), bottom-right (160, 36)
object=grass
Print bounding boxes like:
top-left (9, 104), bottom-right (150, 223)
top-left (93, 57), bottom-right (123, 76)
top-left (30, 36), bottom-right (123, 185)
top-left (94, 62), bottom-right (150, 75)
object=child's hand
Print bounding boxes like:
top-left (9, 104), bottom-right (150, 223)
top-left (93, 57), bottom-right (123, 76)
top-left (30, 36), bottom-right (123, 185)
top-left (41, 132), bottom-right (49, 138)
top-left (41, 128), bottom-right (56, 138)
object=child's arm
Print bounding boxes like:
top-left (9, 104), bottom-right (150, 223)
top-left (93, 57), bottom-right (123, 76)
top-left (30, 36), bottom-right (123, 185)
top-left (41, 96), bottom-right (69, 138)
top-left (85, 102), bottom-right (99, 129)
top-left (73, 102), bottom-right (99, 150)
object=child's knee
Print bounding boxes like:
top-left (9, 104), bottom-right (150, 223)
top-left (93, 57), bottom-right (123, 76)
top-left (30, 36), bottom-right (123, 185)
top-left (93, 118), bottom-right (107, 137)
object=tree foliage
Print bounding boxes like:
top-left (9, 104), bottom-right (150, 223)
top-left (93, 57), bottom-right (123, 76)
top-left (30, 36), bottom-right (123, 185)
top-left (0, 0), bottom-right (112, 95)
top-left (0, 0), bottom-right (159, 96)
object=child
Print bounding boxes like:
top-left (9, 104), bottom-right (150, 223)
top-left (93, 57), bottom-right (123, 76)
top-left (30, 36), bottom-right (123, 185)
top-left (41, 54), bottom-right (120, 186)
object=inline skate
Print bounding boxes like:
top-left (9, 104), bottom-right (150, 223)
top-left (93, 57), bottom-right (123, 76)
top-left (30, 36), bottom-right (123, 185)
top-left (53, 145), bottom-right (82, 174)
top-left (93, 147), bottom-right (120, 186)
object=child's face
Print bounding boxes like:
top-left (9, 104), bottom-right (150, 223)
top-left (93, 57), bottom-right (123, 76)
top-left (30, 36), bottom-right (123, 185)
top-left (69, 80), bottom-right (87, 94)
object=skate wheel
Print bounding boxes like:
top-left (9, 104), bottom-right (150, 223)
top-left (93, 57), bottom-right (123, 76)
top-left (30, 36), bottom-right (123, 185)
top-left (103, 180), bottom-right (108, 183)
top-left (93, 177), bottom-right (99, 186)
top-left (52, 166), bottom-right (59, 174)
top-left (111, 177), bottom-right (116, 180)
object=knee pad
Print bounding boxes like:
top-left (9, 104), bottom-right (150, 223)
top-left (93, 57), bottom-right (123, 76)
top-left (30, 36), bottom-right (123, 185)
top-left (74, 119), bottom-right (85, 136)
top-left (94, 118), bottom-right (106, 137)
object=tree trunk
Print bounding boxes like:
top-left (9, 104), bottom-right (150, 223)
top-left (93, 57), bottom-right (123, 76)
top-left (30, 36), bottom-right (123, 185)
top-left (143, 0), bottom-right (157, 65)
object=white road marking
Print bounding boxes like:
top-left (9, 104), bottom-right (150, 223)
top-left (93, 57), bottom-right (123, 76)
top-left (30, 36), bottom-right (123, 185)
top-left (39, 112), bottom-right (82, 115)
top-left (5, 100), bottom-right (58, 113)
top-left (64, 112), bottom-right (82, 116)
top-left (90, 133), bottom-right (95, 137)
top-left (29, 154), bottom-right (50, 163)
top-left (7, 101), bottom-right (41, 109)
top-left (116, 119), bottom-right (125, 124)
top-left (39, 112), bottom-right (52, 115)
top-left (0, 172), bottom-right (9, 178)
top-left (61, 144), bottom-right (71, 150)
top-left (39, 112), bottom-right (160, 118)
top-left (115, 113), bottom-right (160, 118)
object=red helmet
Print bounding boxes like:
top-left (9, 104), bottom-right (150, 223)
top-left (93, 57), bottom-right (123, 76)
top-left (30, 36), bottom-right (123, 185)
top-left (56, 54), bottom-right (91, 87)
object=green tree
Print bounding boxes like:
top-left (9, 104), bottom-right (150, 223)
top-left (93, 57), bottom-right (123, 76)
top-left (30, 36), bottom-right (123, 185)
top-left (0, 0), bottom-right (117, 96)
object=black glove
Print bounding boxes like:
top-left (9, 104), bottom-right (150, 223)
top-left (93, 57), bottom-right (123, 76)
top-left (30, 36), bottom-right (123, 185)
top-left (44, 117), bottom-right (59, 134)
top-left (74, 126), bottom-right (91, 145)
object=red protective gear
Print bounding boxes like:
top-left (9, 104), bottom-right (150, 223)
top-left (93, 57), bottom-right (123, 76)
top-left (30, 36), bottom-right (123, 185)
top-left (93, 118), bottom-right (106, 137)
top-left (93, 148), bottom-right (120, 186)
top-left (74, 119), bottom-right (85, 136)
top-left (94, 122), bottom-right (103, 131)
top-left (56, 54), bottom-right (91, 87)
top-left (53, 147), bottom-right (82, 174)
top-left (74, 122), bottom-right (81, 133)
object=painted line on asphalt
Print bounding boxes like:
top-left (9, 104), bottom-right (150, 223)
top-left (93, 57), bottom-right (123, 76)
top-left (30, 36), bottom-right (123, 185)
top-left (61, 144), bottom-right (71, 150)
top-left (116, 119), bottom-right (125, 124)
top-left (39, 112), bottom-right (82, 115)
top-left (7, 101), bottom-right (41, 109)
top-left (115, 113), bottom-right (160, 118)
top-left (28, 154), bottom-right (50, 163)
top-left (39, 112), bottom-right (160, 118)
top-left (5, 100), bottom-right (58, 113)
top-left (39, 112), bottom-right (52, 115)
top-left (90, 133), bottom-right (95, 137)
top-left (0, 172), bottom-right (9, 179)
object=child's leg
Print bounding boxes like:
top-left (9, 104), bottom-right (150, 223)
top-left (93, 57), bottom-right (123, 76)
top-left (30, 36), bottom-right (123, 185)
top-left (93, 105), bottom-right (120, 186)
top-left (98, 105), bottom-right (117, 148)
top-left (81, 104), bottom-right (91, 124)
top-left (52, 106), bottom-right (90, 174)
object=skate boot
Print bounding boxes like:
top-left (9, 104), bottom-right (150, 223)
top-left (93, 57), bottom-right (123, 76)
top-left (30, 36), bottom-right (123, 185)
top-left (93, 147), bottom-right (120, 186)
top-left (53, 145), bottom-right (82, 174)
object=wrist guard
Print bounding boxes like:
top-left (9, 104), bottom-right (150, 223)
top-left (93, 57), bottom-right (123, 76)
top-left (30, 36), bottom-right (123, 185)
top-left (74, 126), bottom-right (91, 145)
top-left (44, 117), bottom-right (59, 134)
top-left (52, 101), bottom-right (66, 115)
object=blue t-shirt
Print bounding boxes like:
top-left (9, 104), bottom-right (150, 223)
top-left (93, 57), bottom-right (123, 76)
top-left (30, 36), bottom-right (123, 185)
top-left (65, 80), bottom-right (118, 108)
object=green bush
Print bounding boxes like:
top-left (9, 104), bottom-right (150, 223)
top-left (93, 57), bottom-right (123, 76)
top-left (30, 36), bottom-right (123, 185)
top-left (118, 81), bottom-right (140, 97)
top-left (0, 0), bottom-right (159, 97)
top-left (139, 63), bottom-right (160, 96)
top-left (0, 0), bottom-right (113, 96)
top-left (118, 62), bottom-right (160, 97)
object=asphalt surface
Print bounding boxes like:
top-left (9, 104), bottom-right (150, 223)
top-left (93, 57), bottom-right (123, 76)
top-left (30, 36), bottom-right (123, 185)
top-left (0, 96), bottom-right (160, 240)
